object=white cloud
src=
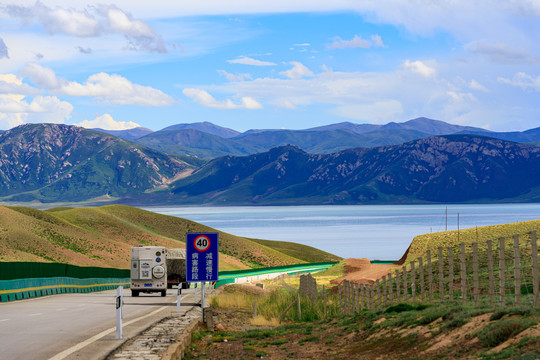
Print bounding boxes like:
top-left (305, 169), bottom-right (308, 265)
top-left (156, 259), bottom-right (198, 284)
top-left (217, 70), bottom-right (252, 82)
top-left (76, 113), bottom-right (140, 130)
top-left (294, 43), bottom-right (310, 47)
top-left (227, 56), bottom-right (276, 66)
top-left (402, 59), bottom-right (437, 78)
top-left (498, 72), bottom-right (540, 92)
top-left (469, 80), bottom-right (489, 92)
top-left (183, 88), bottom-right (262, 109)
top-left (2, 2), bottom-right (166, 53)
top-left (328, 34), bottom-right (385, 49)
top-left (20, 63), bottom-right (174, 106)
top-left (280, 61), bottom-right (314, 80)
top-left (20, 62), bottom-right (65, 89)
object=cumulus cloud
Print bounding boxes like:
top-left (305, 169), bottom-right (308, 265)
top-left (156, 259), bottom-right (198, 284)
top-left (0, 74), bottom-right (73, 129)
top-left (2, 2), bottom-right (166, 53)
top-left (498, 72), bottom-right (540, 92)
top-left (217, 70), bottom-right (252, 82)
top-left (20, 63), bottom-right (174, 106)
top-left (76, 113), bottom-right (140, 130)
top-left (183, 88), bottom-right (262, 110)
top-left (280, 62), bottom-right (314, 80)
top-left (402, 59), bottom-right (437, 77)
top-left (227, 56), bottom-right (276, 66)
top-left (328, 34), bottom-right (386, 49)
top-left (0, 38), bottom-right (9, 59)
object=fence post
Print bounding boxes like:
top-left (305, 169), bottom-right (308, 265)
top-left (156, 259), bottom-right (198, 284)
top-left (369, 284), bottom-right (373, 309)
top-left (438, 247), bottom-right (444, 301)
top-left (460, 243), bottom-right (467, 302)
top-left (499, 237), bottom-right (506, 306)
top-left (531, 231), bottom-right (539, 307)
top-left (382, 276), bottom-right (387, 306)
top-left (355, 283), bottom-right (359, 313)
top-left (411, 261), bottom-right (416, 302)
top-left (513, 235), bottom-right (521, 306)
top-left (403, 265), bottom-right (408, 302)
top-left (375, 279), bottom-right (381, 308)
top-left (338, 282), bottom-right (342, 313)
top-left (395, 269), bottom-right (401, 302)
top-left (297, 292), bottom-right (301, 320)
top-left (427, 250), bottom-right (434, 302)
top-left (323, 285), bottom-right (327, 317)
top-left (487, 240), bottom-right (495, 307)
top-left (472, 242), bottom-right (479, 306)
top-left (448, 247), bottom-right (454, 300)
top-left (418, 257), bottom-right (425, 301)
top-left (388, 272), bottom-right (394, 303)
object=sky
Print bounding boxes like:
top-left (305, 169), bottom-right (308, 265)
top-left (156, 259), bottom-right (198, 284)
top-left (0, 1), bottom-right (539, 133)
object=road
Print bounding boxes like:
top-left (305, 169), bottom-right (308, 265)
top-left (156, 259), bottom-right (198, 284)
top-left (0, 288), bottom-right (201, 360)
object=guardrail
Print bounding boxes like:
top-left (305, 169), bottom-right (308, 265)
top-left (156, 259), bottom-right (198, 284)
top-left (0, 261), bottom-right (338, 302)
top-left (215, 262), bottom-right (338, 288)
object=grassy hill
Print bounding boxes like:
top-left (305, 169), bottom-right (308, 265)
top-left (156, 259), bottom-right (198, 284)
top-left (0, 205), bottom-right (340, 271)
top-left (400, 219), bottom-right (540, 264)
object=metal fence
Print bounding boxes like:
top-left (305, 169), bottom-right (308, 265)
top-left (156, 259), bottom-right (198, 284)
top-left (338, 230), bottom-right (539, 312)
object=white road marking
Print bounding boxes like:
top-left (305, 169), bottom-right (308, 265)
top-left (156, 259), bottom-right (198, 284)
top-left (28, 313), bottom-right (42, 317)
top-left (0, 319), bottom-right (10, 322)
top-left (55, 308), bottom-right (66, 312)
top-left (47, 305), bottom-right (170, 360)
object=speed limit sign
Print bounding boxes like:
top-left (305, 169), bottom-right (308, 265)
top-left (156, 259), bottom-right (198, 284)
top-left (186, 233), bottom-right (219, 282)
top-left (193, 235), bottom-right (211, 252)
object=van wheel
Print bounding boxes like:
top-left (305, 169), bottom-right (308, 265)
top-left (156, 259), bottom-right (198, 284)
top-left (132, 290), bottom-right (139, 297)
top-left (161, 290), bottom-right (166, 297)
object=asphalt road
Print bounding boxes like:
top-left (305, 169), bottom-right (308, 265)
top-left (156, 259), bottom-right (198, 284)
top-left (0, 288), bottom-right (202, 360)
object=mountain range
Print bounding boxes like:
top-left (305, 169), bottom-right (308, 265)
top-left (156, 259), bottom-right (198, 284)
top-left (167, 136), bottom-right (540, 204)
top-left (97, 117), bottom-right (540, 159)
top-left (1, 121), bottom-right (539, 205)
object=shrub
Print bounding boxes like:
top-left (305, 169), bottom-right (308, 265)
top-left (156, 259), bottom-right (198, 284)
top-left (477, 319), bottom-right (528, 347)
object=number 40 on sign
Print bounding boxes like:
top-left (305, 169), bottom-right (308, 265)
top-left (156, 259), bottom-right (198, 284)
top-left (186, 233), bottom-right (219, 282)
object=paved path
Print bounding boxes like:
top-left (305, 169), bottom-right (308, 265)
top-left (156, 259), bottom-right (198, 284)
top-left (0, 288), bottom-right (201, 360)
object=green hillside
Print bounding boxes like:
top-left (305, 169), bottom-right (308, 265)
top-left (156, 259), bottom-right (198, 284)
top-left (0, 205), bottom-right (339, 270)
top-left (401, 219), bottom-right (540, 264)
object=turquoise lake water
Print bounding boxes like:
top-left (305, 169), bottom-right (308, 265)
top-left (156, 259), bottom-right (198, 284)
top-left (142, 204), bottom-right (540, 260)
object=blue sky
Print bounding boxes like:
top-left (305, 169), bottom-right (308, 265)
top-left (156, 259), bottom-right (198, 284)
top-left (0, 1), bottom-right (539, 132)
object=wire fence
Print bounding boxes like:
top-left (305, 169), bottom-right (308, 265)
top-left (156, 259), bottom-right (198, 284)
top-left (337, 230), bottom-right (539, 312)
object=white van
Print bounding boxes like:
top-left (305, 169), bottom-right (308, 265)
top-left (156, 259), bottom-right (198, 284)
top-left (130, 246), bottom-right (167, 297)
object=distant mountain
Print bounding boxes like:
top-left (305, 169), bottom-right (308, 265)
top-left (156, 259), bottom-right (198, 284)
top-left (136, 128), bottom-right (258, 159)
top-left (454, 126), bottom-right (540, 143)
top-left (161, 121), bottom-right (240, 138)
top-left (0, 124), bottom-right (195, 203)
top-left (169, 135), bottom-right (540, 204)
top-left (94, 127), bottom-right (154, 141)
top-left (135, 117), bottom-right (526, 159)
top-left (306, 122), bottom-right (380, 134)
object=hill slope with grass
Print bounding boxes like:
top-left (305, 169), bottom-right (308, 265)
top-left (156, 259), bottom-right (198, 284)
top-left (0, 205), bottom-right (339, 270)
top-left (400, 219), bottom-right (540, 264)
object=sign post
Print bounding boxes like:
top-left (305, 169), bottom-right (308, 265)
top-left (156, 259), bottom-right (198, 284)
top-left (115, 286), bottom-right (123, 340)
top-left (176, 287), bottom-right (182, 313)
top-left (186, 233), bottom-right (219, 322)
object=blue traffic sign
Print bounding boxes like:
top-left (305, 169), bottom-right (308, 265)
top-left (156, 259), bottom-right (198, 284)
top-left (186, 233), bottom-right (219, 282)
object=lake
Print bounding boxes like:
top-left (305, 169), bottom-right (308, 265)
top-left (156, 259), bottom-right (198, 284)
top-left (141, 204), bottom-right (540, 260)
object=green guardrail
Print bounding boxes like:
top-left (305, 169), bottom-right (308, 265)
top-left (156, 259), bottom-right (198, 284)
top-left (214, 261), bottom-right (338, 288)
top-left (0, 261), bottom-right (131, 302)
top-left (0, 277), bottom-right (129, 302)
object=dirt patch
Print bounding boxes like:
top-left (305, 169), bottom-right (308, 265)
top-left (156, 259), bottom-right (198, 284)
top-left (331, 258), bottom-right (399, 285)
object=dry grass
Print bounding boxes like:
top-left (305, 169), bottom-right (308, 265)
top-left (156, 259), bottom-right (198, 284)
top-left (0, 205), bottom-right (311, 269)
top-left (250, 315), bottom-right (281, 326)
